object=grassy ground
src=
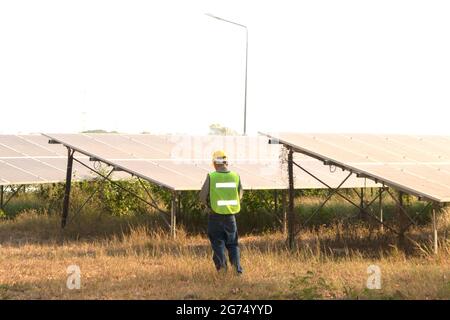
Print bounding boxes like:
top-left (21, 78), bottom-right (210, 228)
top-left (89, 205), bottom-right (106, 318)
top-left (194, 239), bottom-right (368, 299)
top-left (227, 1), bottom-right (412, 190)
top-left (1, 207), bottom-right (450, 300)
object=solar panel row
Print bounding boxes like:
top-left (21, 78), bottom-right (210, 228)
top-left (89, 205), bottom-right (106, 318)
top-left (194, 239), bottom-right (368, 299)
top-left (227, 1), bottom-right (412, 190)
top-left (0, 135), bottom-right (100, 185)
top-left (43, 133), bottom-right (376, 191)
top-left (262, 132), bottom-right (450, 202)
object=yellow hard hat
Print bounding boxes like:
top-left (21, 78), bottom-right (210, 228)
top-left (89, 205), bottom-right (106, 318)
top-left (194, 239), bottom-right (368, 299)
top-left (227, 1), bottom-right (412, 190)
top-left (212, 150), bottom-right (227, 164)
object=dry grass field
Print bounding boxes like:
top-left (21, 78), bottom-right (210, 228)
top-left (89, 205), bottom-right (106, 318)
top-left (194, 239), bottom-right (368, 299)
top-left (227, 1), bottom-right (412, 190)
top-left (1, 208), bottom-right (450, 300)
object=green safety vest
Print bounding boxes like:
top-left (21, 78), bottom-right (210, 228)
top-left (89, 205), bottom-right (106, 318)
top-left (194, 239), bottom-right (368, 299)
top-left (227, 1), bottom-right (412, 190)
top-left (209, 171), bottom-right (241, 214)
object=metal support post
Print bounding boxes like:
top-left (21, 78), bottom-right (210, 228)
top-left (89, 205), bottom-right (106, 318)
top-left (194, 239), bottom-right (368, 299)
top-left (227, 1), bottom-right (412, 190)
top-left (274, 189), bottom-right (278, 216)
top-left (397, 191), bottom-right (407, 248)
top-left (379, 190), bottom-right (384, 233)
top-left (282, 189), bottom-right (287, 235)
top-left (0, 185), bottom-right (4, 210)
top-left (170, 193), bottom-right (177, 239)
top-left (61, 148), bottom-right (74, 229)
top-left (178, 192), bottom-right (182, 221)
top-left (359, 188), bottom-right (364, 219)
top-left (433, 204), bottom-right (438, 255)
top-left (287, 148), bottom-right (295, 249)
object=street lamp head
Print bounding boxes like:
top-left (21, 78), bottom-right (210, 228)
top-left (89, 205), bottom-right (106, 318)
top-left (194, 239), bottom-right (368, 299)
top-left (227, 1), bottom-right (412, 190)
top-left (204, 12), bottom-right (247, 29)
top-left (205, 13), bottom-right (220, 20)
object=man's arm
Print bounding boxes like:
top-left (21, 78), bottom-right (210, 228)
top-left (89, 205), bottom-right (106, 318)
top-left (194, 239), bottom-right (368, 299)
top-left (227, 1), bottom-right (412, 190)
top-left (199, 174), bottom-right (210, 207)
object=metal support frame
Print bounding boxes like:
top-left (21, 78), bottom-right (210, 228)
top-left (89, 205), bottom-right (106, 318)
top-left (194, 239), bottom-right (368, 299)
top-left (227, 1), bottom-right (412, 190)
top-left (379, 189), bottom-right (384, 232)
top-left (287, 148), bottom-right (295, 249)
top-left (59, 147), bottom-right (173, 230)
top-left (273, 189), bottom-right (287, 233)
top-left (281, 190), bottom-right (287, 235)
top-left (291, 159), bottom-right (418, 243)
top-left (72, 157), bottom-right (171, 228)
top-left (170, 192), bottom-right (178, 239)
top-left (274, 189), bottom-right (278, 216)
top-left (385, 188), bottom-right (418, 229)
top-left (396, 191), bottom-right (406, 247)
top-left (302, 172), bottom-right (353, 226)
top-left (177, 192), bottom-right (182, 221)
top-left (0, 185), bottom-right (25, 212)
top-left (275, 137), bottom-right (443, 252)
top-left (359, 188), bottom-right (365, 219)
top-left (0, 185), bottom-right (3, 210)
top-left (352, 187), bottom-right (367, 219)
top-left (61, 148), bottom-right (74, 228)
top-left (137, 177), bottom-right (168, 213)
top-left (433, 204), bottom-right (439, 255)
top-left (65, 169), bottom-right (115, 226)
top-left (48, 135), bottom-right (177, 233)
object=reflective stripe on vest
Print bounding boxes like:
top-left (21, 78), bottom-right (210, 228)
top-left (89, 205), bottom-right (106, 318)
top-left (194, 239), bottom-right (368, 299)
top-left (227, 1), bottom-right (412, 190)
top-left (217, 200), bottom-right (238, 206)
top-left (216, 182), bottom-right (237, 188)
top-left (209, 171), bottom-right (241, 214)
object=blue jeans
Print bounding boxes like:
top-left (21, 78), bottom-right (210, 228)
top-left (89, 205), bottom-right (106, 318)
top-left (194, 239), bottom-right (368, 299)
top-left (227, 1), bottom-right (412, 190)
top-left (207, 214), bottom-right (243, 274)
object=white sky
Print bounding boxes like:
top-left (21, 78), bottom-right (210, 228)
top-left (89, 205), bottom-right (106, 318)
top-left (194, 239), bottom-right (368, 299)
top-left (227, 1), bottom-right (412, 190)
top-left (1, 0), bottom-right (449, 135)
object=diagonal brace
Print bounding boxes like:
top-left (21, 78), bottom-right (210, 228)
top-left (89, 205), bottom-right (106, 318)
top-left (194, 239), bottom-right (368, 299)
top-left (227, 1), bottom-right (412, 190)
top-left (73, 157), bottom-right (171, 228)
top-left (2, 185), bottom-right (25, 209)
top-left (292, 161), bottom-right (410, 240)
top-left (66, 169), bottom-right (115, 226)
top-left (302, 172), bottom-right (353, 226)
top-left (384, 188), bottom-right (418, 229)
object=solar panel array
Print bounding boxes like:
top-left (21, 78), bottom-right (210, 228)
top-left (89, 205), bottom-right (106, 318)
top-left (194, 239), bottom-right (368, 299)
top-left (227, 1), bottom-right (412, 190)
top-left (262, 132), bottom-right (450, 202)
top-left (43, 133), bottom-right (377, 191)
top-left (0, 135), bottom-right (101, 185)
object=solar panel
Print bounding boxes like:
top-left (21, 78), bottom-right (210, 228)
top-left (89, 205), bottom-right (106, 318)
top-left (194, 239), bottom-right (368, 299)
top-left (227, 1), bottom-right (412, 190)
top-left (44, 133), bottom-right (378, 191)
top-left (262, 132), bottom-right (450, 202)
top-left (0, 135), bottom-right (119, 186)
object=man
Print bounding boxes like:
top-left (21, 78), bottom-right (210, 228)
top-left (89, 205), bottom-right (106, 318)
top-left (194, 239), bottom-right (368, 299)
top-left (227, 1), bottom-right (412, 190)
top-left (199, 150), bottom-right (243, 274)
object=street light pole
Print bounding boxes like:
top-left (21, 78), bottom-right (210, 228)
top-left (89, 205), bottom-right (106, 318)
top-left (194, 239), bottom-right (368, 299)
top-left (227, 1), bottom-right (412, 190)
top-left (205, 13), bottom-right (248, 135)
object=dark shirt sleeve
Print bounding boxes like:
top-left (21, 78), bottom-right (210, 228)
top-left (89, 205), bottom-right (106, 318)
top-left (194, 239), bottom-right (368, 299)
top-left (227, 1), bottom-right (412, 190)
top-left (199, 174), bottom-right (210, 207)
top-left (238, 175), bottom-right (243, 199)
